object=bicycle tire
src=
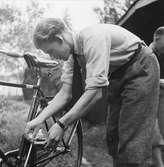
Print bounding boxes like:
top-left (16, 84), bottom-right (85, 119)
top-left (35, 120), bottom-right (83, 167)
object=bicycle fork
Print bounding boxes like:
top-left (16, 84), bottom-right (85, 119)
top-left (16, 135), bottom-right (36, 167)
top-left (24, 143), bottom-right (33, 167)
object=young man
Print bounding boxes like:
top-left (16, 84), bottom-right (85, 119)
top-left (150, 26), bottom-right (164, 78)
top-left (150, 27), bottom-right (164, 167)
top-left (25, 18), bottom-right (160, 167)
top-left (150, 27), bottom-right (164, 138)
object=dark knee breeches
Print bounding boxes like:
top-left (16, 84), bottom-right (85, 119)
top-left (107, 46), bottom-right (160, 167)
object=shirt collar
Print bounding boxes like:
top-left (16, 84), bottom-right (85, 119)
top-left (72, 32), bottom-right (83, 55)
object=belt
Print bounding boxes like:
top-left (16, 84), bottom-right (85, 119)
top-left (109, 43), bottom-right (143, 80)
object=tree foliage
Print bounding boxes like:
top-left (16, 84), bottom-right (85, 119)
top-left (0, 1), bottom-right (45, 52)
top-left (94, 0), bottom-right (136, 24)
top-left (0, 0), bottom-right (46, 80)
top-left (0, 0), bottom-right (65, 98)
top-left (63, 8), bottom-right (73, 30)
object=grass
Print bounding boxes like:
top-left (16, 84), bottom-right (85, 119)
top-left (0, 96), bottom-right (113, 167)
top-left (0, 96), bottom-right (29, 151)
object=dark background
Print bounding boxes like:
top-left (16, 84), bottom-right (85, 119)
top-left (117, 0), bottom-right (164, 45)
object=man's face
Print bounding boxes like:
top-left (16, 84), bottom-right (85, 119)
top-left (154, 35), bottom-right (164, 55)
top-left (39, 39), bottom-right (71, 61)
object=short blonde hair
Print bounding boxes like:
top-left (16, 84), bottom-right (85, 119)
top-left (153, 26), bottom-right (164, 41)
top-left (33, 18), bottom-right (66, 48)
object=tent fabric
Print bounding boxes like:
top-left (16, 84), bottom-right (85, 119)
top-left (118, 0), bottom-right (158, 26)
top-left (137, 0), bottom-right (157, 9)
top-left (117, 0), bottom-right (164, 44)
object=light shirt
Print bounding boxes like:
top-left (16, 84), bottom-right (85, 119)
top-left (61, 24), bottom-right (141, 90)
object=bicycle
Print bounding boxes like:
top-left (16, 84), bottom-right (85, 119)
top-left (0, 50), bottom-right (83, 167)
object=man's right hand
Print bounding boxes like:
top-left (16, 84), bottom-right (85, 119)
top-left (24, 118), bottom-right (43, 141)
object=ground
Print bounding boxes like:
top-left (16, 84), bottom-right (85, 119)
top-left (82, 124), bottom-right (113, 167)
top-left (0, 97), bottom-right (113, 167)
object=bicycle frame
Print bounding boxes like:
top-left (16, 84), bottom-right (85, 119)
top-left (0, 68), bottom-right (44, 166)
top-left (0, 67), bottom-right (82, 167)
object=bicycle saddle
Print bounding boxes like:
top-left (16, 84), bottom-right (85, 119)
top-left (24, 53), bottom-right (59, 69)
top-left (0, 50), bottom-right (59, 69)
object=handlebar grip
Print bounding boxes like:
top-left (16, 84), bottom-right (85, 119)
top-left (0, 50), bottom-right (23, 58)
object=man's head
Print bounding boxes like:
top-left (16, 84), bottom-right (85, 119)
top-left (33, 18), bottom-right (73, 61)
top-left (153, 26), bottom-right (164, 55)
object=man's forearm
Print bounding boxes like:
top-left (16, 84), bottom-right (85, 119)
top-left (60, 88), bottom-right (103, 127)
top-left (34, 90), bottom-right (71, 124)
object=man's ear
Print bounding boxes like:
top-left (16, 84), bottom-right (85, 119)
top-left (154, 36), bottom-right (160, 42)
top-left (54, 34), bottom-right (63, 44)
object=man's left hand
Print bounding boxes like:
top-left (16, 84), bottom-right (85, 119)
top-left (45, 123), bottom-right (64, 149)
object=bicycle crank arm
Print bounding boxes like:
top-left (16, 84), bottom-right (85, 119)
top-left (35, 147), bottom-right (66, 165)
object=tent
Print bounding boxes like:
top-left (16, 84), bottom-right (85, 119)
top-left (117, 0), bottom-right (164, 45)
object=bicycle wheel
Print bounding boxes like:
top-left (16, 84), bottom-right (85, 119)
top-left (35, 120), bottom-right (83, 167)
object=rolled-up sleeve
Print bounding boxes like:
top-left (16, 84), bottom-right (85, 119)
top-left (61, 55), bottom-right (74, 85)
top-left (82, 31), bottom-right (111, 90)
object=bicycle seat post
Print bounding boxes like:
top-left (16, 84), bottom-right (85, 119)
top-left (36, 67), bottom-right (42, 83)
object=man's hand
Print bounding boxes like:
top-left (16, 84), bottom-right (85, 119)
top-left (45, 123), bottom-right (64, 149)
top-left (24, 118), bottom-right (43, 141)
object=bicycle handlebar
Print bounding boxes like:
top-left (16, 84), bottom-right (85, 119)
top-left (0, 50), bottom-right (23, 58)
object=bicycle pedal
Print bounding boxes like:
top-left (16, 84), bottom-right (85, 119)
top-left (34, 141), bottom-right (46, 146)
top-left (56, 146), bottom-right (65, 152)
top-left (34, 139), bottom-right (47, 146)
top-left (44, 146), bottom-right (64, 154)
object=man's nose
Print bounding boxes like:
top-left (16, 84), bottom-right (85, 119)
top-left (50, 53), bottom-right (55, 59)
